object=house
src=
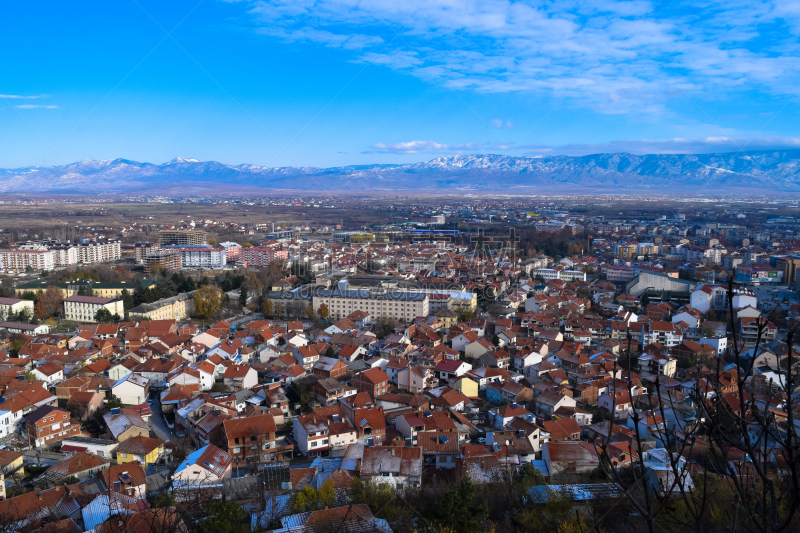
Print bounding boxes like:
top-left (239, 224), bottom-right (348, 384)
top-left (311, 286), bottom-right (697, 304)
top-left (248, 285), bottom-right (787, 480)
top-left (172, 444), bottom-right (233, 490)
top-left (66, 391), bottom-right (104, 420)
top-left (417, 430), bottom-right (461, 469)
top-left (598, 390), bottom-right (633, 420)
top-left (384, 357), bottom-right (410, 385)
top-left (357, 445), bottom-right (422, 488)
top-left (44, 452), bottom-right (110, 483)
top-left (311, 377), bottom-right (354, 406)
top-left (535, 391), bottom-right (576, 419)
top-left (115, 435), bottom-right (165, 466)
top-left (490, 403), bottom-right (532, 429)
top-left (223, 414), bottom-right (293, 463)
top-left (265, 505), bottom-right (390, 533)
top-left (99, 461), bottom-right (148, 498)
top-left (434, 360), bottom-right (473, 382)
top-left (543, 441), bottom-right (600, 482)
top-left (60, 436), bottom-right (119, 458)
top-left (31, 362), bottom-right (64, 384)
top-left (0, 449), bottom-right (24, 476)
top-left (486, 381), bottom-right (534, 405)
top-left (295, 344), bottom-right (320, 369)
top-left (397, 366), bottom-right (436, 394)
top-left (222, 365), bottom-right (258, 391)
top-left (111, 373), bottom-right (150, 405)
top-left (351, 367), bottom-right (391, 398)
top-left (24, 405), bottom-right (79, 448)
top-left (103, 409), bottom-right (150, 442)
top-left (452, 377), bottom-right (479, 398)
top-left (543, 417), bottom-right (582, 441)
top-left (465, 339), bottom-right (495, 360)
top-left (312, 356), bottom-right (348, 379)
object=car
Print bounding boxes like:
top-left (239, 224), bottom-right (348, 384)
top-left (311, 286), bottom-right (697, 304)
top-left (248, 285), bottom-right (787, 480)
top-left (477, 437), bottom-right (486, 444)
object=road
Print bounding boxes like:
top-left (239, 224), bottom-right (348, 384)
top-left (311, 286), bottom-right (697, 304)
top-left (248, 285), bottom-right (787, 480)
top-left (148, 398), bottom-right (177, 442)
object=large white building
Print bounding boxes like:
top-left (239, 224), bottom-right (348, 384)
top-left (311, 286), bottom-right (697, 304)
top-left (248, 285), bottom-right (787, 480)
top-left (63, 295), bottom-right (124, 323)
top-left (533, 268), bottom-right (587, 282)
top-left (17, 240), bottom-right (121, 266)
top-left (312, 290), bottom-right (429, 322)
top-left (0, 250), bottom-right (54, 271)
top-left (162, 246), bottom-right (227, 269)
top-left (0, 297), bottom-right (34, 320)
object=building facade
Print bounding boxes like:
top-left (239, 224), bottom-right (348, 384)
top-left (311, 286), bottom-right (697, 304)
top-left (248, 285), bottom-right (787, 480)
top-left (63, 296), bottom-right (124, 323)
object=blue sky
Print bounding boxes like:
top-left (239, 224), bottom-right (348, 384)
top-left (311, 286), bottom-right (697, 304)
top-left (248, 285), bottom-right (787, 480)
top-left (1, 0), bottom-right (800, 169)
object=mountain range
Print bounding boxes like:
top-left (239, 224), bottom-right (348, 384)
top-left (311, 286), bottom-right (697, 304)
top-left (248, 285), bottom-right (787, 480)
top-left (2, 150), bottom-right (800, 194)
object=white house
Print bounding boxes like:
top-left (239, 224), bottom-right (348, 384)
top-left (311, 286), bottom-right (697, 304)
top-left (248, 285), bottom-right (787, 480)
top-left (172, 444), bottom-right (232, 489)
top-left (111, 373), bottom-right (150, 405)
top-left (31, 362), bottom-right (64, 384)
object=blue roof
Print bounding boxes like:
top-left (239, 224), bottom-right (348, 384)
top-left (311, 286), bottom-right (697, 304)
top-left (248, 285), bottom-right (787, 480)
top-left (174, 444), bottom-right (209, 476)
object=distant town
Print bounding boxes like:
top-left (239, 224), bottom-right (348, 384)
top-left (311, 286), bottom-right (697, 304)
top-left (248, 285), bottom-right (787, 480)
top-left (0, 194), bottom-right (797, 532)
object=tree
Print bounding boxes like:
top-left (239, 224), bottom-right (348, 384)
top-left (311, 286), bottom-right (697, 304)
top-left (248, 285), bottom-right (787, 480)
top-left (194, 284), bottom-right (223, 319)
top-left (207, 237), bottom-right (218, 247)
top-left (33, 285), bottom-right (63, 319)
top-left (305, 305), bottom-right (315, 320)
top-left (262, 298), bottom-right (273, 317)
top-left (275, 302), bottom-right (282, 317)
top-left (120, 288), bottom-right (134, 312)
top-left (426, 477), bottom-right (488, 533)
top-left (318, 303), bottom-right (329, 321)
top-left (238, 286), bottom-right (248, 306)
top-left (94, 308), bottom-right (114, 323)
top-left (106, 394), bottom-right (123, 410)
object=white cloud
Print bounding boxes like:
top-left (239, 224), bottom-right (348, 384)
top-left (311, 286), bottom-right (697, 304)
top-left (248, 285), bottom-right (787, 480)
top-left (369, 135), bottom-right (800, 156)
top-left (0, 94), bottom-right (50, 99)
top-left (15, 104), bottom-right (58, 109)
top-left (370, 140), bottom-right (481, 153)
top-left (232, 0), bottom-right (800, 114)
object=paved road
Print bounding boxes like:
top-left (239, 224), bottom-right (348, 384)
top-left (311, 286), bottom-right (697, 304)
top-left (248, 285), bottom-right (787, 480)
top-left (148, 398), bottom-right (176, 442)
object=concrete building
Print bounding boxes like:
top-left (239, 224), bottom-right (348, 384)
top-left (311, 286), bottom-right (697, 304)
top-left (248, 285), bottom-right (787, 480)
top-left (133, 242), bottom-right (161, 264)
top-left (313, 289), bottom-right (429, 322)
top-left (0, 297), bottom-right (34, 320)
top-left (241, 247), bottom-right (288, 267)
top-left (128, 292), bottom-right (195, 321)
top-left (0, 249), bottom-right (54, 271)
top-left (63, 296), bottom-right (124, 323)
top-left (145, 251), bottom-right (181, 273)
top-left (158, 230), bottom-right (208, 246)
top-left (162, 246), bottom-right (227, 269)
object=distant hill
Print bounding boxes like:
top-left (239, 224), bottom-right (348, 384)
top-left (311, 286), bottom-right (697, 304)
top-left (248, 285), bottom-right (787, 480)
top-left (2, 151), bottom-right (799, 194)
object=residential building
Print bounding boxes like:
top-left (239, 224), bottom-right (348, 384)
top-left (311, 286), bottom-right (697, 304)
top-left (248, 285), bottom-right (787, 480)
top-left (63, 296), bottom-right (124, 323)
top-left (0, 249), bottom-right (55, 271)
top-left (24, 405), bottom-right (78, 447)
top-left (115, 436), bottom-right (165, 466)
top-left (0, 297), bottom-right (34, 320)
top-left (313, 290), bottom-right (429, 322)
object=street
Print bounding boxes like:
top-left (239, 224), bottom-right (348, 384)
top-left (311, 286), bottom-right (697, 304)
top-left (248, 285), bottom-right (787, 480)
top-left (148, 397), bottom-right (176, 442)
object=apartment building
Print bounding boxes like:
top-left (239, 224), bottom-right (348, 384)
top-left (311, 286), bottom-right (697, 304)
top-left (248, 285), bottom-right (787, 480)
top-left (162, 246), bottom-right (226, 269)
top-left (63, 296), bottom-right (124, 323)
top-left (0, 250), bottom-right (54, 271)
top-left (313, 290), bottom-right (429, 322)
top-left (76, 241), bottom-right (122, 263)
top-left (24, 405), bottom-right (78, 447)
top-left (133, 242), bottom-right (161, 264)
top-left (145, 251), bottom-right (182, 273)
top-left (158, 230), bottom-right (208, 246)
top-left (219, 242), bottom-right (242, 262)
top-left (128, 292), bottom-right (195, 321)
top-left (0, 297), bottom-right (34, 320)
top-left (533, 268), bottom-right (587, 282)
top-left (241, 247), bottom-right (288, 267)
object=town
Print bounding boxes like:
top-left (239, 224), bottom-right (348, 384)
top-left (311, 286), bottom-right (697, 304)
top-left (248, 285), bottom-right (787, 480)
top-left (0, 195), bottom-right (796, 532)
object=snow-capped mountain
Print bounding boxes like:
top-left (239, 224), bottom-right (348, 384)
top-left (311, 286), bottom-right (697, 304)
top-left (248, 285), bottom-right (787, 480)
top-left (2, 150), bottom-right (800, 193)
